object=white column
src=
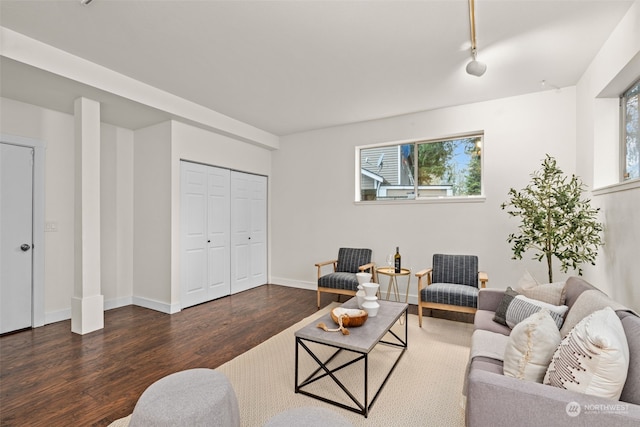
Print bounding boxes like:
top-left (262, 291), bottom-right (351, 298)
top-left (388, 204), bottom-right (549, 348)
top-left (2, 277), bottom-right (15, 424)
top-left (71, 97), bottom-right (104, 334)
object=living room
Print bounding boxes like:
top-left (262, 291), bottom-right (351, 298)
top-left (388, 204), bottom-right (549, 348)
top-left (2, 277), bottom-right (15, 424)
top-left (1, 0), bottom-right (639, 425)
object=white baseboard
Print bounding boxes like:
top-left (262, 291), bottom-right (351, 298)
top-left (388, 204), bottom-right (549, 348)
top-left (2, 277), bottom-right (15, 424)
top-left (269, 277), bottom-right (316, 291)
top-left (269, 277), bottom-right (419, 305)
top-left (132, 296), bottom-right (181, 314)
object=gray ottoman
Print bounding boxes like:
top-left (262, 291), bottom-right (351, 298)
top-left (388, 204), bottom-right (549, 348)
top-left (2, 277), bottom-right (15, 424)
top-left (263, 406), bottom-right (353, 427)
top-left (129, 368), bottom-right (240, 427)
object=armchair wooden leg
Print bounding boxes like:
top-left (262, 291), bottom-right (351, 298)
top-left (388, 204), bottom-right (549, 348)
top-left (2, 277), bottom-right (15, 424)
top-left (317, 290), bottom-right (321, 309)
top-left (418, 304), bottom-right (423, 328)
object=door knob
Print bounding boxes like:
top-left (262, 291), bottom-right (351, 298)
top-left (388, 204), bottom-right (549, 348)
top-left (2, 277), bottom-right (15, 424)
top-left (20, 244), bottom-right (31, 252)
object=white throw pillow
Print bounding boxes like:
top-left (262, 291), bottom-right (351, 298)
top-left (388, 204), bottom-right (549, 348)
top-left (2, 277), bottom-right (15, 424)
top-left (544, 307), bottom-right (630, 400)
top-left (505, 295), bottom-right (569, 329)
top-left (504, 310), bottom-right (561, 382)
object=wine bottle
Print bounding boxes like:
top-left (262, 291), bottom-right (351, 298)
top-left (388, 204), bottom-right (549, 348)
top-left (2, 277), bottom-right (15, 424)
top-left (394, 246), bottom-right (401, 273)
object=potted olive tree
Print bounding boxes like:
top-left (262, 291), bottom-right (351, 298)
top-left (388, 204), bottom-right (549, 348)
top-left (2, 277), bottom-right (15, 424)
top-left (501, 155), bottom-right (603, 283)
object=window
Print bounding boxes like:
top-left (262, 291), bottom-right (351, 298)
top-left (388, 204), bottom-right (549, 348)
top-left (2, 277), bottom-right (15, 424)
top-left (358, 134), bottom-right (483, 201)
top-left (622, 78), bottom-right (639, 181)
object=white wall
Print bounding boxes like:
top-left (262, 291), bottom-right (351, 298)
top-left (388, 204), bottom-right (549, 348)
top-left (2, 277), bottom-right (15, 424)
top-left (271, 88), bottom-right (577, 302)
top-left (576, 0), bottom-right (640, 310)
top-left (0, 97), bottom-right (134, 322)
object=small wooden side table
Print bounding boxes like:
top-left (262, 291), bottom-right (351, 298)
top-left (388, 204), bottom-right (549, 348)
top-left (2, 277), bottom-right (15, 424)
top-left (376, 267), bottom-right (412, 303)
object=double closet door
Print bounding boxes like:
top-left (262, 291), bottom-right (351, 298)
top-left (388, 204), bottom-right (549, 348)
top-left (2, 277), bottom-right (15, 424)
top-left (180, 161), bottom-right (267, 309)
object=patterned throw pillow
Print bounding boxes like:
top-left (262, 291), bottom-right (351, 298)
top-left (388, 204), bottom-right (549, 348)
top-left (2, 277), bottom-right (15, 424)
top-left (505, 295), bottom-right (568, 329)
top-left (493, 287), bottom-right (568, 329)
top-left (503, 310), bottom-right (562, 382)
top-left (544, 307), bottom-right (630, 400)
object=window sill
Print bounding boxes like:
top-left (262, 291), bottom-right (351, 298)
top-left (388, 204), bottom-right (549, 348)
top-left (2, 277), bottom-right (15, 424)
top-left (593, 179), bottom-right (640, 196)
top-left (355, 196), bottom-right (486, 205)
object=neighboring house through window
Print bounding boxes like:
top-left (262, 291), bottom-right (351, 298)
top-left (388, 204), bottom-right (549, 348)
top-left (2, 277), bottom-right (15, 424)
top-left (358, 133), bottom-right (483, 202)
top-left (622, 78), bottom-right (639, 181)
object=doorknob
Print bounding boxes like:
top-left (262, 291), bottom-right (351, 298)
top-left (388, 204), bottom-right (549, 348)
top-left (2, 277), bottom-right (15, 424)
top-left (20, 244), bottom-right (31, 252)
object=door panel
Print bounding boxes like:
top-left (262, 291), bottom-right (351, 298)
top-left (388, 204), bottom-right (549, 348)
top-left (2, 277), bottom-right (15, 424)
top-left (231, 171), bottom-right (267, 293)
top-left (0, 143), bottom-right (33, 333)
top-left (180, 164), bottom-right (208, 308)
top-left (206, 167), bottom-right (230, 300)
top-left (180, 161), bottom-right (230, 309)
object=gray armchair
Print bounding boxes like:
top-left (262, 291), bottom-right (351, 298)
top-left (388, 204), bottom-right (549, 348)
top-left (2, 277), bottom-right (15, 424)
top-left (315, 248), bottom-right (376, 309)
top-left (415, 254), bottom-right (488, 327)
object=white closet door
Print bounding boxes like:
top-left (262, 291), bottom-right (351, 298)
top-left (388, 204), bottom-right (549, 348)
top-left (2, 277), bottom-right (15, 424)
top-left (206, 166), bottom-right (231, 300)
top-left (180, 162), bottom-right (209, 308)
top-left (231, 171), bottom-right (267, 294)
top-left (0, 143), bottom-right (34, 333)
top-left (180, 162), bottom-right (230, 308)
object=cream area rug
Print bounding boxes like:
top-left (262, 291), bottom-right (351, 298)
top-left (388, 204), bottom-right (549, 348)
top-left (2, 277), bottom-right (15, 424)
top-left (109, 303), bottom-right (473, 426)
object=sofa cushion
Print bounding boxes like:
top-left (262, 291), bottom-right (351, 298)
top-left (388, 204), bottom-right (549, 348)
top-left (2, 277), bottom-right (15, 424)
top-left (422, 282), bottom-right (479, 308)
top-left (619, 311), bottom-right (640, 405)
top-left (493, 287), bottom-right (519, 326)
top-left (503, 310), bottom-right (561, 383)
top-left (471, 329), bottom-right (509, 362)
top-left (559, 289), bottom-right (634, 338)
top-left (544, 307), bottom-right (629, 400)
top-left (474, 310), bottom-right (512, 336)
top-left (505, 296), bottom-right (568, 329)
top-left (494, 287), bottom-right (568, 329)
top-left (518, 281), bottom-right (566, 306)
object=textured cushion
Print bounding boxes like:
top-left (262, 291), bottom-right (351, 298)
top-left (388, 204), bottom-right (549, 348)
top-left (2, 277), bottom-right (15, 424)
top-left (129, 368), bottom-right (240, 427)
top-left (506, 296), bottom-right (568, 329)
top-left (493, 287), bottom-right (567, 329)
top-left (318, 272), bottom-right (359, 291)
top-left (493, 287), bottom-right (519, 326)
top-left (518, 281), bottom-right (566, 306)
top-left (431, 254), bottom-right (478, 288)
top-left (544, 307), bottom-right (630, 400)
top-left (422, 282), bottom-right (479, 308)
top-left (503, 310), bottom-right (561, 383)
top-left (619, 311), bottom-right (640, 405)
top-left (336, 248), bottom-right (371, 273)
top-left (264, 406), bottom-right (353, 427)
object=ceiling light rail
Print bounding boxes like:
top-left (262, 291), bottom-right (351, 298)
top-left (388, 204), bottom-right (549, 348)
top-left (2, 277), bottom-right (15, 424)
top-left (466, 0), bottom-right (487, 77)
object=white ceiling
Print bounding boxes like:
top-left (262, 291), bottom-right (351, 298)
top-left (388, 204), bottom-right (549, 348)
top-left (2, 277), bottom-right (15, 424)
top-left (0, 0), bottom-right (634, 137)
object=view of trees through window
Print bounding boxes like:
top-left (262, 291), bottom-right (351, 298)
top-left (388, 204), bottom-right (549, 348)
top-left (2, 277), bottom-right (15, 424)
top-left (623, 79), bottom-right (639, 181)
top-left (359, 134), bottom-right (482, 201)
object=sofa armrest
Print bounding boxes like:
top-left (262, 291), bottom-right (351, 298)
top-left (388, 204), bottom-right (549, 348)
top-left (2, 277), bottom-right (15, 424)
top-left (477, 288), bottom-right (505, 312)
top-left (466, 367), bottom-right (640, 427)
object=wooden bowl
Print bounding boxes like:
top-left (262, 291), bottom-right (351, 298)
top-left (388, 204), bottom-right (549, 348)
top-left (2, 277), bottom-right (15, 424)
top-left (331, 307), bottom-right (368, 327)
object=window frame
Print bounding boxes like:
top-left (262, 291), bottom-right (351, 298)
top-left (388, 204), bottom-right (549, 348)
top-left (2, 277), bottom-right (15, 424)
top-left (355, 132), bottom-right (485, 204)
top-left (620, 77), bottom-right (640, 183)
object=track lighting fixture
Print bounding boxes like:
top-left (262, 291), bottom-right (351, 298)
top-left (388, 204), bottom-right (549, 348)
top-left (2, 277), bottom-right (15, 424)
top-left (466, 0), bottom-right (487, 77)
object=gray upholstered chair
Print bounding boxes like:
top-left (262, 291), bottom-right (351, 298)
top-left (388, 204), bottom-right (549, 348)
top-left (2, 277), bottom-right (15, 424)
top-left (414, 254), bottom-right (488, 327)
top-left (315, 247), bottom-right (376, 308)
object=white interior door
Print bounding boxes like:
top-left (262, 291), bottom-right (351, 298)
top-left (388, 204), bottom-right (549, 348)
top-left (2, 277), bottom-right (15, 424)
top-left (206, 166), bottom-right (230, 300)
top-left (0, 143), bottom-right (34, 334)
top-left (231, 171), bottom-right (267, 294)
top-left (181, 161), bottom-right (231, 309)
top-left (180, 162), bottom-right (208, 308)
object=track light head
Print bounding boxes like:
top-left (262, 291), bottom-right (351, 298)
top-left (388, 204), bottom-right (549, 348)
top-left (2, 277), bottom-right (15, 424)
top-left (80, 0), bottom-right (93, 5)
top-left (466, 60), bottom-right (487, 77)
top-left (466, 48), bottom-right (487, 77)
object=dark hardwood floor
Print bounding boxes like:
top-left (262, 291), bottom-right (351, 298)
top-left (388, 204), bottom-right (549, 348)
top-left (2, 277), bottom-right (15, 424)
top-left (0, 285), bottom-right (336, 426)
top-left (0, 285), bottom-right (436, 426)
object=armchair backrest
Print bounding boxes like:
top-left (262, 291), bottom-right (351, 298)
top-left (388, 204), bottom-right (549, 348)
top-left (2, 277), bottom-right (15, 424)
top-left (432, 254), bottom-right (479, 287)
top-left (336, 248), bottom-right (372, 273)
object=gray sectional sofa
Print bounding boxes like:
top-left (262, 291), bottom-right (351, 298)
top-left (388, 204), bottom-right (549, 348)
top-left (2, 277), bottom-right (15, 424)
top-left (465, 276), bottom-right (640, 426)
